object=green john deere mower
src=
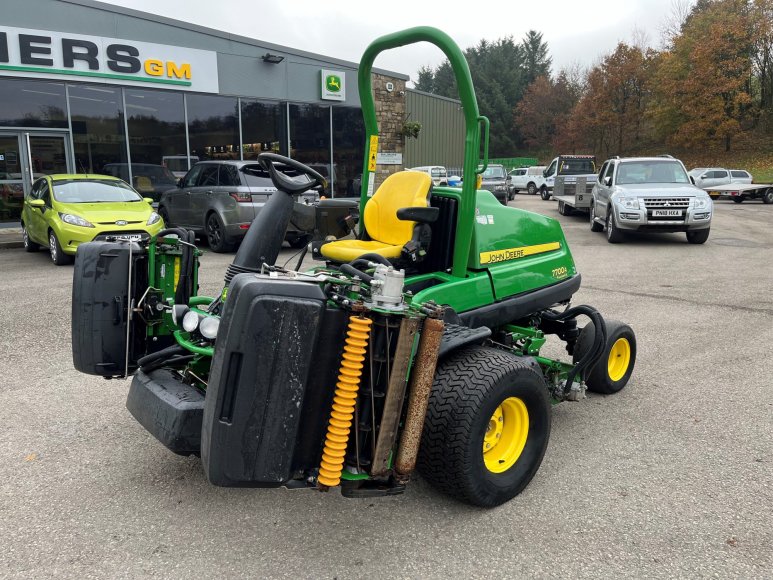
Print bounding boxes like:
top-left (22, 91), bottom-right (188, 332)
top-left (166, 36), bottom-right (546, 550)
top-left (71, 27), bottom-right (636, 507)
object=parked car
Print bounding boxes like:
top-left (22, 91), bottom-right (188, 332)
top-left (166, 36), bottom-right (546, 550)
top-left (158, 160), bottom-right (319, 252)
top-left (162, 155), bottom-right (200, 179)
top-left (479, 164), bottom-right (509, 204)
top-left (590, 157), bottom-right (712, 244)
top-left (508, 165), bottom-right (547, 196)
top-left (688, 167), bottom-right (753, 191)
top-left (409, 166), bottom-right (448, 187)
top-left (20, 174), bottom-right (164, 265)
top-left (102, 163), bottom-right (178, 203)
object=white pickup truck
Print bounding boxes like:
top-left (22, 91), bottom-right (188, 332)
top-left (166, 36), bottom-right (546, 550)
top-left (539, 155), bottom-right (598, 200)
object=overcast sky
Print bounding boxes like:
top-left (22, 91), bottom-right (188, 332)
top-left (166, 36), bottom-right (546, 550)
top-left (109, 0), bottom-right (678, 81)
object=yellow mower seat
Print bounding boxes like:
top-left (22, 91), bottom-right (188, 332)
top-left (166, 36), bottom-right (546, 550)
top-left (321, 171), bottom-right (432, 263)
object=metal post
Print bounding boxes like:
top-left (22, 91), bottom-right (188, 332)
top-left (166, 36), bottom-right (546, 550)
top-left (237, 97), bottom-right (244, 161)
top-left (121, 88), bottom-right (132, 187)
top-left (183, 93), bottom-right (191, 170)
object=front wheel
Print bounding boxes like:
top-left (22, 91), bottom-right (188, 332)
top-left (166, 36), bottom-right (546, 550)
top-left (418, 346), bottom-right (551, 507)
top-left (686, 228), bottom-right (710, 244)
top-left (606, 211), bottom-right (624, 243)
top-left (206, 212), bottom-right (234, 253)
top-left (574, 319), bottom-right (636, 394)
top-left (762, 189), bottom-right (773, 204)
top-left (540, 187), bottom-right (550, 200)
top-left (590, 200), bottom-right (603, 232)
top-left (48, 230), bottom-right (72, 265)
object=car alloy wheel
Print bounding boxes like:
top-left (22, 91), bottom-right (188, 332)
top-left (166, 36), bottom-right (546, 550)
top-left (49, 231), bottom-right (57, 262)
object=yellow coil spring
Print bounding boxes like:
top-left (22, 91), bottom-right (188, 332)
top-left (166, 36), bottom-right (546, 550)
top-left (317, 315), bottom-right (372, 488)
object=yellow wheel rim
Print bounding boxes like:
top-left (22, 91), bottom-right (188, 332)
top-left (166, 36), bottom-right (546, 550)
top-left (483, 397), bottom-right (529, 473)
top-left (607, 338), bottom-right (631, 382)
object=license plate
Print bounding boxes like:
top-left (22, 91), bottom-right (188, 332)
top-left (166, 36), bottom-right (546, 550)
top-left (652, 209), bottom-right (682, 217)
top-left (115, 234), bottom-right (143, 241)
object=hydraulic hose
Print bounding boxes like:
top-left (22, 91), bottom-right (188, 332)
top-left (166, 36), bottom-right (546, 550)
top-left (542, 306), bottom-right (607, 393)
top-left (137, 344), bottom-right (187, 369)
top-left (339, 263), bottom-right (374, 284)
top-left (349, 253), bottom-right (391, 267)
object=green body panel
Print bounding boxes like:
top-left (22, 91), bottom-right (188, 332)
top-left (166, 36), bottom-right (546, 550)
top-left (405, 187), bottom-right (577, 315)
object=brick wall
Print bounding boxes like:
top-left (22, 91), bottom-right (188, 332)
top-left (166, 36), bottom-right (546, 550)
top-left (372, 73), bottom-right (406, 188)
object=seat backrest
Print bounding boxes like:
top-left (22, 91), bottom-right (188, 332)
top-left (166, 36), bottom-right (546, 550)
top-left (364, 171), bottom-right (432, 246)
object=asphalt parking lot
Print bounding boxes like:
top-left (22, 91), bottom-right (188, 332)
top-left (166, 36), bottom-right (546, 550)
top-left (1, 194), bottom-right (771, 578)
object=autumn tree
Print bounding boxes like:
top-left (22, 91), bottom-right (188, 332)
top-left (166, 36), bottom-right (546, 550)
top-left (651, 0), bottom-right (755, 151)
top-left (515, 72), bottom-right (578, 152)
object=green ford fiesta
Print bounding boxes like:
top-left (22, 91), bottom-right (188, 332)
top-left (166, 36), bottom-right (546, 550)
top-left (21, 174), bottom-right (165, 265)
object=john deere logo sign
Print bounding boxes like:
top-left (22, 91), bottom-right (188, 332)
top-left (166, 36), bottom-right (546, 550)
top-left (321, 69), bottom-right (345, 101)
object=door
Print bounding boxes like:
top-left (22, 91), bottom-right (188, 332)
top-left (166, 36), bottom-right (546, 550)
top-left (0, 134), bottom-right (25, 223)
top-left (597, 161), bottom-right (616, 218)
top-left (25, 178), bottom-right (52, 245)
top-left (189, 164), bottom-right (220, 228)
top-left (166, 164), bottom-right (203, 227)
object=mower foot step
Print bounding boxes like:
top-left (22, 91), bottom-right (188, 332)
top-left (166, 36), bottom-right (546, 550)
top-left (340, 481), bottom-right (406, 498)
top-left (439, 324), bottom-right (492, 358)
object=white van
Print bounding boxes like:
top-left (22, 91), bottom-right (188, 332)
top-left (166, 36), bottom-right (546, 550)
top-left (409, 166), bottom-right (448, 187)
top-left (508, 166), bottom-right (546, 196)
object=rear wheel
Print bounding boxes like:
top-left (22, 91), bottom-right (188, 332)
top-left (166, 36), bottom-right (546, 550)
top-left (22, 223), bottom-right (39, 252)
top-left (540, 187), bottom-right (550, 200)
top-left (590, 200), bottom-right (603, 232)
top-left (732, 197), bottom-right (744, 203)
top-left (574, 319), bottom-right (636, 394)
top-left (606, 211), bottom-right (624, 243)
top-left (527, 182), bottom-right (537, 195)
top-left (762, 189), bottom-right (773, 204)
top-left (686, 228), bottom-right (710, 244)
top-left (558, 201), bottom-right (572, 216)
top-left (418, 346), bottom-right (551, 507)
top-left (206, 212), bottom-right (233, 253)
top-left (48, 229), bottom-right (72, 265)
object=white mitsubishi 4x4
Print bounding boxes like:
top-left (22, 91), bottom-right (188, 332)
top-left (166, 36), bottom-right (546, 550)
top-left (589, 156), bottom-right (713, 244)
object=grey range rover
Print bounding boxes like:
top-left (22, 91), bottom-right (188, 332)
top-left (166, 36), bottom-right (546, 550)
top-left (589, 156), bottom-right (713, 244)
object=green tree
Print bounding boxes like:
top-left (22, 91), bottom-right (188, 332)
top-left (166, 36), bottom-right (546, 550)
top-left (521, 30), bottom-right (552, 85)
top-left (414, 65), bottom-right (435, 93)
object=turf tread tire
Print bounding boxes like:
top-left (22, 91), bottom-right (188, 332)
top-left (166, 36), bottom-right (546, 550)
top-left (417, 346), bottom-right (551, 507)
top-left (574, 319), bottom-right (636, 394)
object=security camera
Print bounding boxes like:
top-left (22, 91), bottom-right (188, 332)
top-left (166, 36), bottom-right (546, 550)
top-left (398, 90), bottom-right (405, 96)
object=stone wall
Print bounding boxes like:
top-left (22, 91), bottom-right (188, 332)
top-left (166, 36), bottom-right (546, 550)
top-left (372, 73), bottom-right (406, 188)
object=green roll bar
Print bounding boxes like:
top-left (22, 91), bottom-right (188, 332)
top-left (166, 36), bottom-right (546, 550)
top-left (357, 27), bottom-right (490, 278)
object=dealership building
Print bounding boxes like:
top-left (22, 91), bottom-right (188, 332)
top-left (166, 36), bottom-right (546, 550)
top-left (0, 0), bottom-right (465, 225)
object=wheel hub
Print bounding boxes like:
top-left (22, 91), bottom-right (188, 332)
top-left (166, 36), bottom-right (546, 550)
top-left (483, 397), bottom-right (529, 473)
top-left (607, 338), bottom-right (631, 381)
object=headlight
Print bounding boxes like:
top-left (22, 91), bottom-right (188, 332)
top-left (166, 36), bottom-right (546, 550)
top-left (171, 304), bottom-right (189, 326)
top-left (182, 310), bottom-right (200, 333)
top-left (199, 316), bottom-right (220, 339)
top-left (615, 197), bottom-right (640, 210)
top-left (147, 211), bottom-right (161, 225)
top-left (59, 213), bottom-right (94, 228)
top-left (693, 197), bottom-right (711, 210)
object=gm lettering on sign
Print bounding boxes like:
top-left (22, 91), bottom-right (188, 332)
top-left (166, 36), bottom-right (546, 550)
top-left (0, 26), bottom-right (219, 93)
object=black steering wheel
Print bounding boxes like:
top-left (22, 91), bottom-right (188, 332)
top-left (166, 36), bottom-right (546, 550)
top-left (257, 152), bottom-right (327, 196)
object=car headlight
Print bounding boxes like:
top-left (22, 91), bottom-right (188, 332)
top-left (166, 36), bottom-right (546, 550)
top-left (615, 197), bottom-right (640, 210)
top-left (182, 310), bottom-right (200, 333)
top-left (59, 213), bottom-right (94, 228)
top-left (147, 211), bottom-right (161, 225)
top-left (693, 197), bottom-right (711, 210)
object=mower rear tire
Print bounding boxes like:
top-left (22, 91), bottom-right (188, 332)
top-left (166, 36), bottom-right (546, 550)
top-left (418, 346), bottom-right (551, 507)
top-left (573, 319), bottom-right (636, 394)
